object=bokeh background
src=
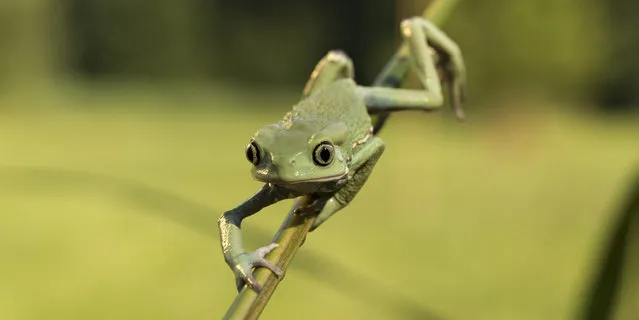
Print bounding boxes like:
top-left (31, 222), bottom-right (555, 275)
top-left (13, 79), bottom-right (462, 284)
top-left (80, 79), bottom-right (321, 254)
top-left (1, 0), bottom-right (638, 319)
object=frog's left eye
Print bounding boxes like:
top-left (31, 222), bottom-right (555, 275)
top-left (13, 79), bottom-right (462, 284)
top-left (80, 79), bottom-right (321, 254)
top-left (313, 141), bottom-right (334, 166)
top-left (246, 140), bottom-right (260, 165)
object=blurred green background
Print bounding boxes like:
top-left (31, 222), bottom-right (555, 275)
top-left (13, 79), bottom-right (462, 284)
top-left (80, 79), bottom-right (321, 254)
top-left (1, 0), bottom-right (638, 319)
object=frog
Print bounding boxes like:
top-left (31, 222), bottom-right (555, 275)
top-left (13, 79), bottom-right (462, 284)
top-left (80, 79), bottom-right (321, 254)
top-left (217, 17), bottom-right (467, 293)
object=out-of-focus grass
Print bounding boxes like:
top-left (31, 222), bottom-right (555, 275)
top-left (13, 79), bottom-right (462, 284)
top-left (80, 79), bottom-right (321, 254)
top-left (0, 85), bottom-right (638, 320)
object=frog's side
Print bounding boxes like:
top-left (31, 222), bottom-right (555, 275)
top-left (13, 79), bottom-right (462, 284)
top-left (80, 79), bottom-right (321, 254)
top-left (217, 17), bottom-right (467, 293)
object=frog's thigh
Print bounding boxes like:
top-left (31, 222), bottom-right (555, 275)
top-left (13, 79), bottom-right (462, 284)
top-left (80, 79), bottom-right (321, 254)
top-left (310, 138), bottom-right (385, 231)
top-left (302, 50), bottom-right (355, 99)
top-left (361, 86), bottom-right (444, 114)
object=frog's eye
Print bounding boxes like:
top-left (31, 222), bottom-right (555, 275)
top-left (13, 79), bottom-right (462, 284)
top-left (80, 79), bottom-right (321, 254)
top-left (313, 141), bottom-right (334, 166)
top-left (246, 140), bottom-right (260, 165)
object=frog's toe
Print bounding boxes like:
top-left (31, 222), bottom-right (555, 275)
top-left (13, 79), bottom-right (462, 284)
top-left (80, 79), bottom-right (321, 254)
top-left (233, 243), bottom-right (282, 293)
top-left (293, 198), bottom-right (324, 217)
top-left (254, 243), bottom-right (283, 276)
top-left (235, 271), bottom-right (260, 293)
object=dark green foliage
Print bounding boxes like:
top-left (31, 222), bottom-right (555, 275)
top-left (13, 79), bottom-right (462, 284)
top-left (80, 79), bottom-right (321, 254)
top-left (594, 0), bottom-right (639, 111)
top-left (67, 0), bottom-right (204, 78)
top-left (65, 0), bottom-right (396, 85)
top-left (3, 0), bottom-right (639, 112)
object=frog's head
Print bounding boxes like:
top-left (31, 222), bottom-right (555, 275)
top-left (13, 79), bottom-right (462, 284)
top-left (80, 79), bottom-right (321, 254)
top-left (245, 120), bottom-right (350, 191)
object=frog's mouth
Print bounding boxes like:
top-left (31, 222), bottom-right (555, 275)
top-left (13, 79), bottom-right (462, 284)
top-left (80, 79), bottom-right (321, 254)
top-left (251, 168), bottom-right (348, 185)
top-left (285, 172), bottom-right (348, 184)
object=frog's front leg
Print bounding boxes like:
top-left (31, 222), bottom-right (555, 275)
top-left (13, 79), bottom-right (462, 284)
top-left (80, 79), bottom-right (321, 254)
top-left (218, 183), bottom-right (294, 293)
top-left (309, 138), bottom-right (386, 231)
top-left (302, 50), bottom-right (355, 99)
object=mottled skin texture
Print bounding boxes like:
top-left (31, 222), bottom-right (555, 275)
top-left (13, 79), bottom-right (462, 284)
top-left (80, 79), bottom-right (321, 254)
top-left (218, 17), bottom-right (467, 293)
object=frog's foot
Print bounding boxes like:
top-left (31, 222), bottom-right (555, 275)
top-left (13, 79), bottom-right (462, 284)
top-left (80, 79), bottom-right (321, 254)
top-left (231, 243), bottom-right (283, 293)
top-left (293, 198), bottom-right (324, 217)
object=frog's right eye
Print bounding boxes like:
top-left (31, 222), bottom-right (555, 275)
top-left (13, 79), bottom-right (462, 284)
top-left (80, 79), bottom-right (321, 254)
top-left (246, 141), bottom-right (260, 165)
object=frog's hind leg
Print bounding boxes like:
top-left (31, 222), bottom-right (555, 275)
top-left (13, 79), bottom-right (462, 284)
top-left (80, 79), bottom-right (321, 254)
top-left (302, 50), bottom-right (355, 99)
top-left (309, 137), bottom-right (385, 231)
top-left (360, 17), bottom-right (466, 120)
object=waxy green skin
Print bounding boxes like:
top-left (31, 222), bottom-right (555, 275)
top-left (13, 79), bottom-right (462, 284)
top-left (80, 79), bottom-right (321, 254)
top-left (218, 17), bottom-right (467, 293)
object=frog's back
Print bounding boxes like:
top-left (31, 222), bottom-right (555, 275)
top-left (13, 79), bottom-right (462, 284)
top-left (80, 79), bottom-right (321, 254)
top-left (290, 79), bottom-right (371, 140)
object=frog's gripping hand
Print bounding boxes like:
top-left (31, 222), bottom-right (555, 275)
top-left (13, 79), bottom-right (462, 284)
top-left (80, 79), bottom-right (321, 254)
top-left (229, 243), bottom-right (282, 293)
top-left (218, 184), bottom-right (292, 293)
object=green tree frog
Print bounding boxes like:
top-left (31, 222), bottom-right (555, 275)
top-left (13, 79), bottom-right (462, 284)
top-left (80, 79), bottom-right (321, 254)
top-left (218, 17), bottom-right (467, 293)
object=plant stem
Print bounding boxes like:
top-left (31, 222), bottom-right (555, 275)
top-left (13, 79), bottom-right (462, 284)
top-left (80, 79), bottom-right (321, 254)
top-left (223, 1), bottom-right (462, 319)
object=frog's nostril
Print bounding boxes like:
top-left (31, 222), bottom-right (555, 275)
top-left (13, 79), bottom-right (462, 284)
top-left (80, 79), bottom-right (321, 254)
top-left (290, 159), bottom-right (296, 167)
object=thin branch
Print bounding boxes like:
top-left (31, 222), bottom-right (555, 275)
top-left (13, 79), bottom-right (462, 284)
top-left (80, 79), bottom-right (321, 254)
top-left (223, 1), bottom-right (462, 319)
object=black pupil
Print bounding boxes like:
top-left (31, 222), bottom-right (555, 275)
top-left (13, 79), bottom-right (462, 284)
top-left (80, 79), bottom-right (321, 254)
top-left (246, 143), bottom-right (257, 163)
top-left (320, 147), bottom-right (331, 162)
